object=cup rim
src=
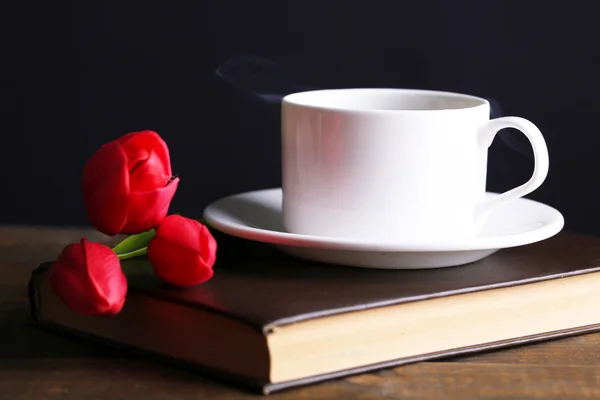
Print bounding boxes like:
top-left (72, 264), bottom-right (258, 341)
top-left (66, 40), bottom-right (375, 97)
top-left (282, 88), bottom-right (489, 113)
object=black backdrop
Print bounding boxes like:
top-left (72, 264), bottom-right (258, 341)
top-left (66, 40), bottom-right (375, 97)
top-left (6, 1), bottom-right (600, 235)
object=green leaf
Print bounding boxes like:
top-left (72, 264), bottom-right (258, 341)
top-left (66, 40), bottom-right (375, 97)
top-left (112, 229), bottom-right (156, 260)
top-left (116, 246), bottom-right (148, 260)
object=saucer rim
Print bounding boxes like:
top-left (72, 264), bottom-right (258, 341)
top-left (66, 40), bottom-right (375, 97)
top-left (202, 188), bottom-right (565, 252)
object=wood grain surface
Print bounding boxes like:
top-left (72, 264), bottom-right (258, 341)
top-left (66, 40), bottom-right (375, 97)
top-left (1, 226), bottom-right (599, 399)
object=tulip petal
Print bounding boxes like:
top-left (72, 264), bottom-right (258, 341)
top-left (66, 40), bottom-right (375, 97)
top-left (49, 242), bottom-right (99, 314)
top-left (48, 239), bottom-right (128, 315)
top-left (148, 236), bottom-right (214, 286)
top-left (128, 149), bottom-right (170, 191)
top-left (83, 239), bottom-right (128, 314)
top-left (121, 177), bottom-right (179, 235)
top-left (153, 214), bottom-right (201, 251)
top-left (122, 139), bottom-right (170, 191)
top-left (147, 235), bottom-right (198, 265)
top-left (147, 215), bottom-right (217, 287)
top-left (197, 224), bottom-right (218, 267)
top-left (155, 262), bottom-right (214, 287)
top-left (82, 141), bottom-right (130, 236)
top-left (117, 130), bottom-right (173, 177)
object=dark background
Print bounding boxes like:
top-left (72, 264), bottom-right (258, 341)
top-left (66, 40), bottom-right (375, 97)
top-left (5, 1), bottom-right (599, 235)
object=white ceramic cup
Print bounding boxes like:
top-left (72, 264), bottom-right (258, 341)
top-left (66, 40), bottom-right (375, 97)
top-left (281, 88), bottom-right (549, 243)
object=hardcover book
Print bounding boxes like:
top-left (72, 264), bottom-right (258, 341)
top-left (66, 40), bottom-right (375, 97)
top-left (28, 231), bottom-right (600, 394)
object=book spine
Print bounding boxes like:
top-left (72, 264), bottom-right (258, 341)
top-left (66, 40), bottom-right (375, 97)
top-left (28, 262), bottom-right (50, 323)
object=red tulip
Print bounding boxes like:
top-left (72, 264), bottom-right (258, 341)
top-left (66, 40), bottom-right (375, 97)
top-left (48, 239), bottom-right (128, 316)
top-left (147, 215), bottom-right (217, 287)
top-left (82, 130), bottom-right (180, 236)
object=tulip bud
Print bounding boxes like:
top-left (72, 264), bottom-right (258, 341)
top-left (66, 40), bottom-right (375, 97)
top-left (82, 130), bottom-right (180, 236)
top-left (48, 239), bottom-right (128, 315)
top-left (147, 215), bottom-right (217, 287)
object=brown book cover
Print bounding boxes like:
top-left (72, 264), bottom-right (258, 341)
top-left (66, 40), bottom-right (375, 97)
top-left (28, 231), bottom-right (600, 394)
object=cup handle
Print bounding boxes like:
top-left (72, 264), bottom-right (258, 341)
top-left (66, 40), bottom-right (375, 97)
top-left (475, 117), bottom-right (550, 226)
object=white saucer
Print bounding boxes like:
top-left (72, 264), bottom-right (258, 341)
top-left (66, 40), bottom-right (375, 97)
top-left (202, 188), bottom-right (564, 269)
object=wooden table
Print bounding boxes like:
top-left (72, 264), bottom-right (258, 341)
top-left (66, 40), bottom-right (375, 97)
top-left (1, 226), bottom-right (599, 399)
